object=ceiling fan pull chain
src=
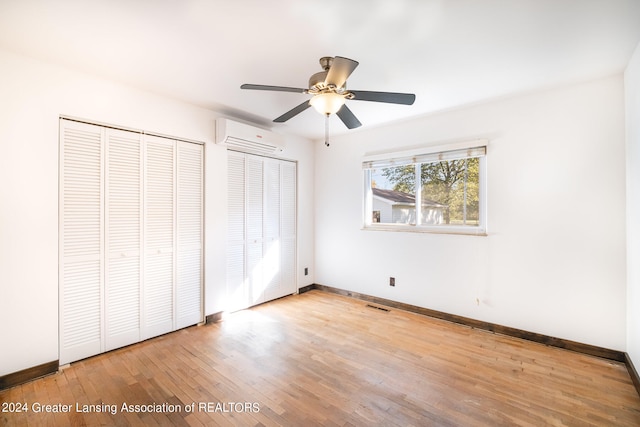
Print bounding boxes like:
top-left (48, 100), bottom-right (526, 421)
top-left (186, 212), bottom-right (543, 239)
top-left (325, 113), bottom-right (330, 147)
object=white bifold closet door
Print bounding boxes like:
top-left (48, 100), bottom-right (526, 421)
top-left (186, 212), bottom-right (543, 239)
top-left (59, 121), bottom-right (105, 364)
top-left (226, 151), bottom-right (296, 310)
top-left (143, 135), bottom-right (175, 339)
top-left (276, 160), bottom-right (296, 302)
top-left (176, 141), bottom-right (203, 329)
top-left (60, 120), bottom-right (202, 365)
top-left (105, 128), bottom-right (143, 351)
top-left (246, 155), bottom-right (265, 304)
top-left (227, 152), bottom-right (248, 311)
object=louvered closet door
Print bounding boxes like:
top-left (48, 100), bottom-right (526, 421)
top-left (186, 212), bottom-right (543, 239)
top-left (61, 121), bottom-right (203, 364)
top-left (227, 151), bottom-right (248, 311)
top-left (176, 141), bottom-right (203, 328)
top-left (105, 129), bottom-right (142, 350)
top-left (226, 152), bottom-right (296, 309)
top-left (274, 160), bottom-right (297, 301)
top-left (143, 135), bottom-right (175, 339)
top-left (59, 121), bottom-right (104, 365)
top-left (263, 159), bottom-right (297, 302)
top-left (262, 159), bottom-right (282, 302)
top-left (246, 155), bottom-right (264, 305)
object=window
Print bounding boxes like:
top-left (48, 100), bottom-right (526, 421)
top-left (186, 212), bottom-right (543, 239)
top-left (363, 143), bottom-right (487, 235)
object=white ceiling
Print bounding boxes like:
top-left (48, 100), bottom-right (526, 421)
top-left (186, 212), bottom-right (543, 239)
top-left (1, 0), bottom-right (639, 141)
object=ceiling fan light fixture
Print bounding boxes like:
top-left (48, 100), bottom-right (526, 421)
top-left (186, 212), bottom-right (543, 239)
top-left (310, 92), bottom-right (345, 115)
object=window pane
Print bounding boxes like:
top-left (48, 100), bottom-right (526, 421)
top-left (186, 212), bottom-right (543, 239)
top-left (370, 165), bottom-right (416, 224)
top-left (420, 157), bottom-right (480, 226)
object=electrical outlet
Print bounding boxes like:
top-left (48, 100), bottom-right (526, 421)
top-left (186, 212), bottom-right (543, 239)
top-left (389, 277), bottom-right (395, 287)
top-left (304, 267), bottom-right (308, 276)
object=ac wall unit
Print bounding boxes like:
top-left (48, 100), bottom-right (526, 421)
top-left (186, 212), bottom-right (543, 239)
top-left (216, 118), bottom-right (285, 155)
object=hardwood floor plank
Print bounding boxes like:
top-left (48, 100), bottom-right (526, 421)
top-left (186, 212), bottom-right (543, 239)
top-left (1, 290), bottom-right (639, 426)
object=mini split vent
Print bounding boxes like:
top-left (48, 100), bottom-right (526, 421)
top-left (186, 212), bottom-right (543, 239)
top-left (216, 118), bottom-right (285, 155)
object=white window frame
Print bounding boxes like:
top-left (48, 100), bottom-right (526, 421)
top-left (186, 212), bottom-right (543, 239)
top-left (362, 140), bottom-right (488, 236)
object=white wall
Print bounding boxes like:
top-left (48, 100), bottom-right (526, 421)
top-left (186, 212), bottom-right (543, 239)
top-left (626, 41), bottom-right (640, 368)
top-left (0, 48), bottom-right (314, 377)
top-left (315, 75), bottom-right (627, 350)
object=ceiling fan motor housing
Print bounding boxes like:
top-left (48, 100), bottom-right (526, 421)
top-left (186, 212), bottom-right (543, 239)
top-left (309, 71), bottom-right (329, 91)
top-left (309, 57), bottom-right (348, 93)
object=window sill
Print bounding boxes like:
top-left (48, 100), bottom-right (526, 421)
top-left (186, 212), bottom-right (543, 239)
top-left (362, 224), bottom-right (487, 236)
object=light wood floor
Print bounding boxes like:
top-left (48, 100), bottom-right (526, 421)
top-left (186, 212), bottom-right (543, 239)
top-left (2, 290), bottom-right (640, 426)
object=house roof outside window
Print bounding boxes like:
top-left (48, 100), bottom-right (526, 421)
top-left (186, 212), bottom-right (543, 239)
top-left (372, 188), bottom-right (446, 208)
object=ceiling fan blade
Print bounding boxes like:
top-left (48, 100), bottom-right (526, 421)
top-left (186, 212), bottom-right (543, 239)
top-left (324, 56), bottom-right (359, 88)
top-left (336, 104), bottom-right (362, 129)
top-left (241, 84), bottom-right (307, 94)
top-left (273, 100), bottom-right (311, 122)
top-left (350, 90), bottom-right (416, 105)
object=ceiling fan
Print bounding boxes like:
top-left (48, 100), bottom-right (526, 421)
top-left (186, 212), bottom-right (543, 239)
top-left (241, 56), bottom-right (416, 145)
